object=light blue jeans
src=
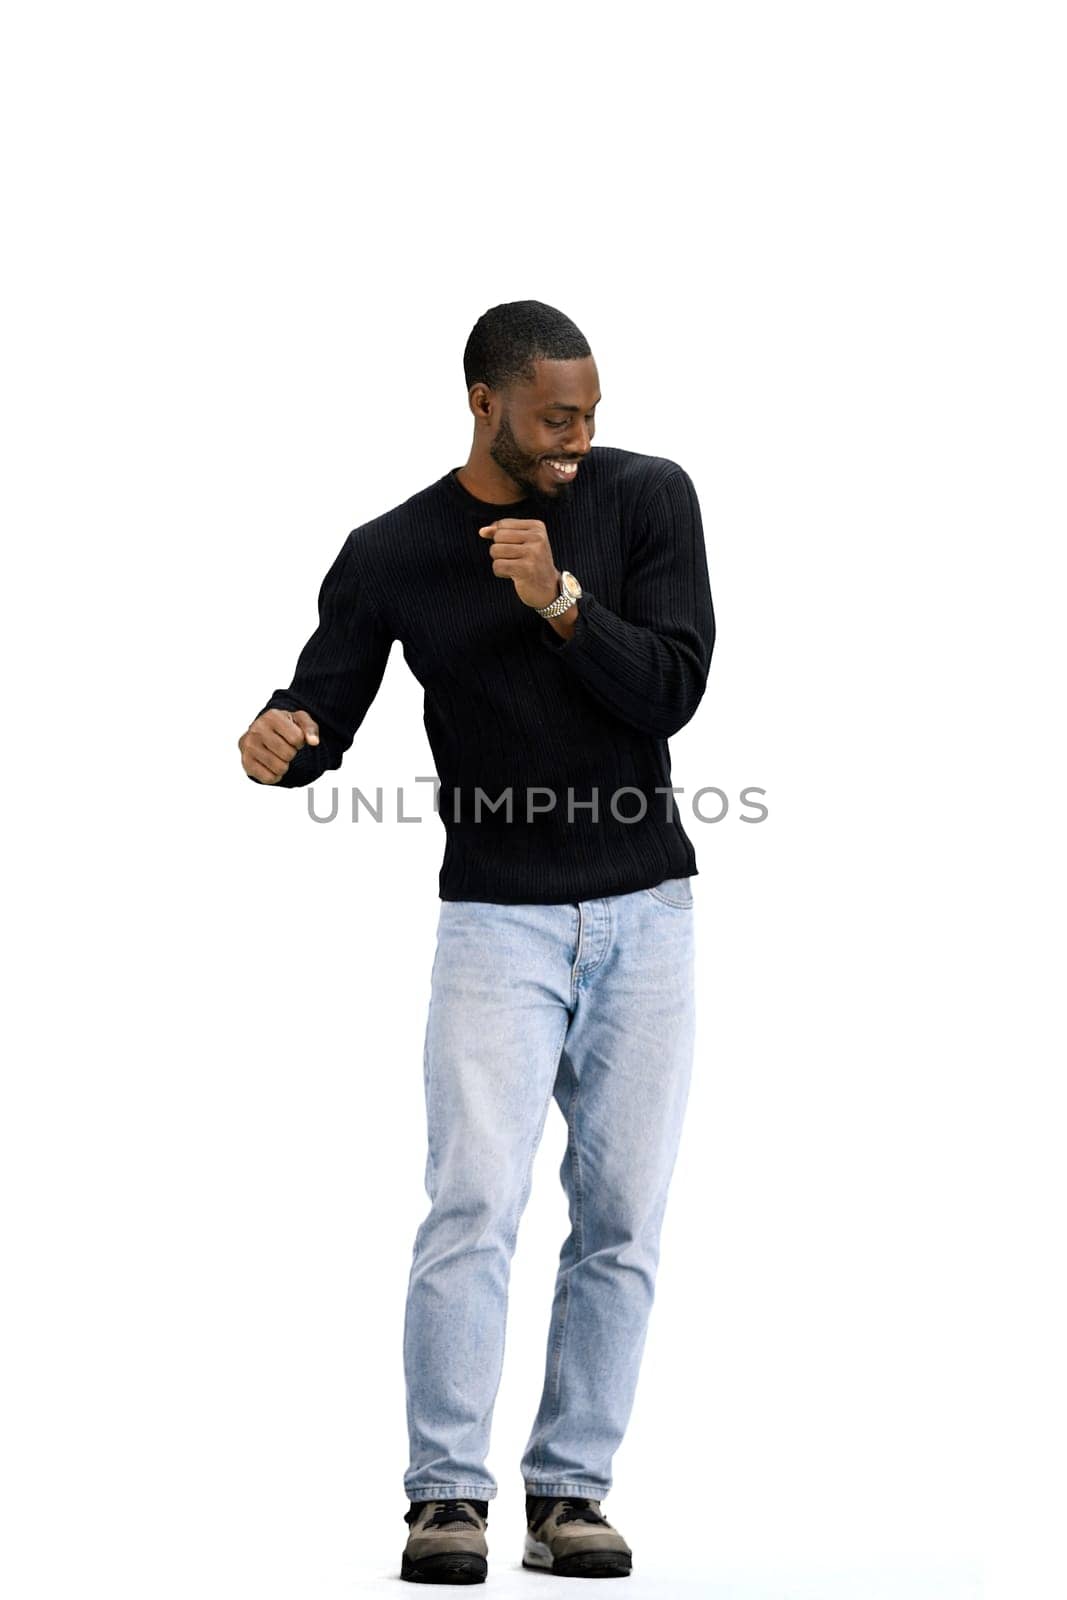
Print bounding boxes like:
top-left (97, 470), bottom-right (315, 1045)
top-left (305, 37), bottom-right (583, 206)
top-left (402, 875), bottom-right (697, 1502)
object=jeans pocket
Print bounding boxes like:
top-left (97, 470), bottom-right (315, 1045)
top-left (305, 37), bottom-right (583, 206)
top-left (644, 876), bottom-right (694, 908)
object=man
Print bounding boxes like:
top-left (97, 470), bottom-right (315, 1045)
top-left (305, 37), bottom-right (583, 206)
top-left (238, 301), bottom-right (715, 1582)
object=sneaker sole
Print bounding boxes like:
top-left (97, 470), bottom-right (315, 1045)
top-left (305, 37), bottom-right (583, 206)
top-left (523, 1535), bottom-right (631, 1578)
top-left (400, 1548), bottom-right (488, 1583)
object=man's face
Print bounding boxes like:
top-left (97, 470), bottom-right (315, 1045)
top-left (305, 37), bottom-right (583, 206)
top-left (488, 356), bottom-right (601, 503)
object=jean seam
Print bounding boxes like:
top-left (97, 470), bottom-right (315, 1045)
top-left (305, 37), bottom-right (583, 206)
top-left (422, 1025), bottom-right (436, 1197)
top-left (572, 898), bottom-right (613, 981)
top-left (524, 1480), bottom-right (607, 1496)
top-left (533, 1067), bottom-right (585, 1480)
top-left (514, 1016), bottom-right (572, 1484)
top-left (421, 932), bottom-right (444, 1197)
top-left (646, 888), bottom-right (693, 907)
top-left (405, 1482), bottom-right (498, 1499)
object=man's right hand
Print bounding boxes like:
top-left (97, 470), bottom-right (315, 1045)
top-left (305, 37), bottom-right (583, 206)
top-left (238, 708), bottom-right (320, 783)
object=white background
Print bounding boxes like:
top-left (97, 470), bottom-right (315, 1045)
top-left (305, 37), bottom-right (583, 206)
top-left (2, 4), bottom-right (1064, 1597)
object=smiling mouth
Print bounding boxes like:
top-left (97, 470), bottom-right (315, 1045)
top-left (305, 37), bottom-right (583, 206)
top-left (543, 458), bottom-right (580, 481)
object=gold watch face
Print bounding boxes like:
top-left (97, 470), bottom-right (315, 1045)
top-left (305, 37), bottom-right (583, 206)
top-left (563, 570), bottom-right (582, 598)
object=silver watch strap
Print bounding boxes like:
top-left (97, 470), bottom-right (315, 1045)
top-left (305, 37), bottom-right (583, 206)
top-left (536, 573), bottom-right (577, 619)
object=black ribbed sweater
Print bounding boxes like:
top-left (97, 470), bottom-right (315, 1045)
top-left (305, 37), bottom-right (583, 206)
top-left (248, 445), bottom-right (715, 904)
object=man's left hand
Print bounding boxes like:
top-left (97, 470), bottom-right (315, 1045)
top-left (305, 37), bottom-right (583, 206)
top-left (478, 519), bottom-right (560, 610)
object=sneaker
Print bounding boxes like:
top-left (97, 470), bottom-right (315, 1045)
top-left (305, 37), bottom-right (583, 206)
top-left (400, 1498), bottom-right (489, 1584)
top-left (523, 1495), bottom-right (632, 1578)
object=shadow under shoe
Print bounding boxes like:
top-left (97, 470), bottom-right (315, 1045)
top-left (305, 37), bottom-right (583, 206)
top-left (401, 1498), bottom-right (489, 1584)
top-left (524, 1496), bottom-right (632, 1578)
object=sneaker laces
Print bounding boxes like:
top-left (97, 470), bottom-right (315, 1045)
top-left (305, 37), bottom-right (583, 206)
top-left (425, 1499), bottom-right (480, 1529)
top-left (554, 1497), bottom-right (611, 1526)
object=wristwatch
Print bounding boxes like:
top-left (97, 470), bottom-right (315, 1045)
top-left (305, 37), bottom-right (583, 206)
top-left (535, 569), bottom-right (583, 619)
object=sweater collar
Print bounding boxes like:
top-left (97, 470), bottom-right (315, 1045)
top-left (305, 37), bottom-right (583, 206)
top-left (441, 466), bottom-right (539, 516)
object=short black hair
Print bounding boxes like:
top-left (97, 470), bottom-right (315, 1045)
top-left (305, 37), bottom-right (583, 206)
top-left (463, 300), bottom-right (591, 394)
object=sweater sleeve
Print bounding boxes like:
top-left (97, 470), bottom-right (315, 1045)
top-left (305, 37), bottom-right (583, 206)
top-left (246, 530), bottom-right (394, 786)
top-left (538, 466), bottom-right (715, 738)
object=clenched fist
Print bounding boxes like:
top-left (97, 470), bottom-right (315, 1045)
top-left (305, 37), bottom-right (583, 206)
top-left (239, 708), bottom-right (319, 783)
top-left (477, 518), bottom-right (561, 610)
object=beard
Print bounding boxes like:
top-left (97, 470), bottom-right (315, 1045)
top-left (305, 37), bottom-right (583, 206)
top-left (489, 409), bottom-right (577, 509)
